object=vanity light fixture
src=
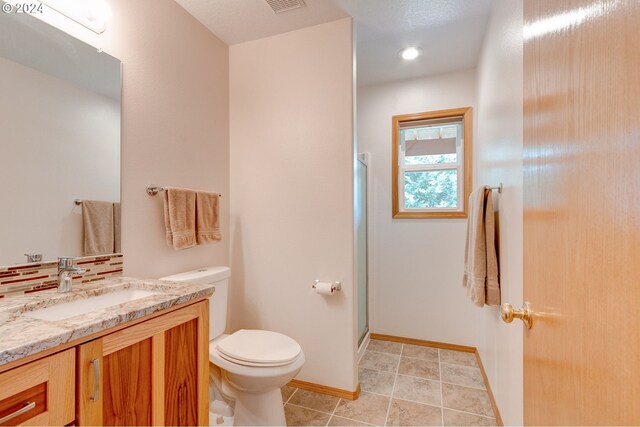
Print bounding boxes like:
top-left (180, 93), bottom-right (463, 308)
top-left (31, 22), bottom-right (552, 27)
top-left (40, 0), bottom-right (112, 34)
top-left (400, 47), bottom-right (421, 60)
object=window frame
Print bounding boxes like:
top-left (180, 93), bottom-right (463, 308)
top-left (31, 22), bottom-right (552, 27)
top-left (392, 107), bottom-right (472, 219)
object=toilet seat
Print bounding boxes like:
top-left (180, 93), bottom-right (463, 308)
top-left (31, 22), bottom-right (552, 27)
top-left (215, 329), bottom-right (301, 367)
top-left (217, 351), bottom-right (296, 367)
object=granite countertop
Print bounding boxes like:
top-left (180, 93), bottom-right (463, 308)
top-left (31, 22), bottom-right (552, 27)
top-left (0, 277), bottom-right (214, 366)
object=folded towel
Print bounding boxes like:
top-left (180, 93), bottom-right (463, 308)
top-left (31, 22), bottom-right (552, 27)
top-left (196, 191), bottom-right (221, 244)
top-left (462, 187), bottom-right (500, 307)
top-left (163, 187), bottom-right (197, 250)
top-left (113, 202), bottom-right (121, 253)
top-left (82, 200), bottom-right (115, 256)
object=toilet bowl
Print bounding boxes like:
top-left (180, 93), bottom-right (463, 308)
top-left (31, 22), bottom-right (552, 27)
top-left (160, 267), bottom-right (305, 426)
top-left (210, 331), bottom-right (305, 426)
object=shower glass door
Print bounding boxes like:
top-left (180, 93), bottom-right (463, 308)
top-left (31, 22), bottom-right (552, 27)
top-left (356, 155), bottom-right (369, 345)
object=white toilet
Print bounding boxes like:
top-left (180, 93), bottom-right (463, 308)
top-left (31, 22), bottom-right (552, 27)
top-left (161, 266), bottom-right (305, 426)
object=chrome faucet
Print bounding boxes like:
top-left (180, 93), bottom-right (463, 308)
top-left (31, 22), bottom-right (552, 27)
top-left (58, 257), bottom-right (86, 293)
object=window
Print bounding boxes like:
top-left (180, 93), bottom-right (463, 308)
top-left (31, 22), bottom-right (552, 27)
top-left (392, 107), bottom-right (472, 218)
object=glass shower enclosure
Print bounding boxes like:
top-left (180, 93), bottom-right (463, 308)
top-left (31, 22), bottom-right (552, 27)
top-left (356, 154), bottom-right (369, 345)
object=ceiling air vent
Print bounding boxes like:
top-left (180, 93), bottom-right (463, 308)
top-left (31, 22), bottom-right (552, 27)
top-left (264, 0), bottom-right (307, 14)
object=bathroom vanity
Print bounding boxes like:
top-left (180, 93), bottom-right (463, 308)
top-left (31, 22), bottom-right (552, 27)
top-left (0, 278), bottom-right (213, 426)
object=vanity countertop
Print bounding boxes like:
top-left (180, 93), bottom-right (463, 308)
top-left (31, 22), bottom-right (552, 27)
top-left (0, 277), bottom-right (214, 366)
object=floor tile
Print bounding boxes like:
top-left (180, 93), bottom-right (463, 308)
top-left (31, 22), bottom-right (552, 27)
top-left (401, 344), bottom-right (439, 362)
top-left (288, 388), bottom-right (340, 413)
top-left (281, 385), bottom-right (297, 403)
top-left (367, 339), bottom-right (403, 355)
top-left (359, 367), bottom-right (396, 395)
top-left (386, 398), bottom-right (442, 426)
top-left (328, 415), bottom-right (374, 426)
top-left (284, 404), bottom-right (331, 426)
top-left (333, 392), bottom-right (390, 425)
top-left (393, 374), bottom-right (441, 407)
top-left (398, 357), bottom-right (440, 380)
top-left (439, 349), bottom-right (478, 367)
top-left (345, 340), bottom-right (493, 427)
top-left (359, 350), bottom-right (400, 373)
top-left (443, 409), bottom-right (497, 426)
top-left (442, 383), bottom-right (494, 417)
top-left (441, 363), bottom-right (486, 389)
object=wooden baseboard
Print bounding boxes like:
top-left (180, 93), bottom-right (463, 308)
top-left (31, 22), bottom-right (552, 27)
top-left (370, 333), bottom-right (476, 353)
top-left (288, 379), bottom-right (361, 401)
top-left (370, 333), bottom-right (503, 426)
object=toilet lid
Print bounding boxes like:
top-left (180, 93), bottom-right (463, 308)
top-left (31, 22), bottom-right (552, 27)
top-left (216, 329), bottom-right (301, 365)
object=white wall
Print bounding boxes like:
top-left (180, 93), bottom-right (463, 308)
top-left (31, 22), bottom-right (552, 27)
top-left (0, 57), bottom-right (119, 264)
top-left (358, 69), bottom-right (479, 346)
top-left (28, 0), bottom-right (231, 277)
top-left (229, 18), bottom-right (357, 392)
top-left (474, 1), bottom-right (523, 424)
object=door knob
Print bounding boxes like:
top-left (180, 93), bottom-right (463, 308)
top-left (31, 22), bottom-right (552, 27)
top-left (500, 302), bottom-right (533, 329)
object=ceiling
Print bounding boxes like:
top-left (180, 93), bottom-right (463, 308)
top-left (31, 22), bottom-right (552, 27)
top-left (175, 0), bottom-right (493, 87)
top-left (340, 0), bottom-right (492, 86)
top-left (175, 0), bottom-right (348, 45)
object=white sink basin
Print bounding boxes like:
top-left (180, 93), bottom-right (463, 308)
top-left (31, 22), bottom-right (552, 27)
top-left (25, 289), bottom-right (160, 321)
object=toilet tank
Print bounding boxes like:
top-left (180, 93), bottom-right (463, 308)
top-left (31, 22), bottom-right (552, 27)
top-left (160, 266), bottom-right (230, 341)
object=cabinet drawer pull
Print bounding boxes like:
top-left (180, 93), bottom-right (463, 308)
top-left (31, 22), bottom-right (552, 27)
top-left (0, 401), bottom-right (36, 424)
top-left (90, 358), bottom-right (100, 401)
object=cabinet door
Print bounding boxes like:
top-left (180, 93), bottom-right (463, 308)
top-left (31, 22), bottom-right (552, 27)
top-left (77, 301), bottom-right (209, 426)
top-left (0, 349), bottom-right (75, 426)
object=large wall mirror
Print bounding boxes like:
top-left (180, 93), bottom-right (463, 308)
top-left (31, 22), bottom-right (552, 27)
top-left (0, 11), bottom-right (121, 266)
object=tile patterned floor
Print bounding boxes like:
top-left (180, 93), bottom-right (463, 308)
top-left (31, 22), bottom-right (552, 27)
top-left (282, 339), bottom-right (497, 426)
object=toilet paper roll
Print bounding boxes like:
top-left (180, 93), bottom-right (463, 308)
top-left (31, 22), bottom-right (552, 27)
top-left (314, 282), bottom-right (334, 295)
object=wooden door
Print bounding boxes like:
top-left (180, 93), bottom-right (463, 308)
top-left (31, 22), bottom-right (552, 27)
top-left (523, 0), bottom-right (640, 424)
top-left (77, 301), bottom-right (209, 426)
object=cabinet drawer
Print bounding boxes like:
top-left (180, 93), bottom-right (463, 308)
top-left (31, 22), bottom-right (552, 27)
top-left (0, 349), bottom-right (75, 426)
top-left (0, 383), bottom-right (46, 426)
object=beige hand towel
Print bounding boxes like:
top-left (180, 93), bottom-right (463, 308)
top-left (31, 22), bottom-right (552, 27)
top-left (163, 187), bottom-right (197, 250)
top-left (113, 202), bottom-right (121, 253)
top-left (82, 200), bottom-right (115, 256)
top-left (462, 187), bottom-right (500, 307)
top-left (196, 191), bottom-right (222, 244)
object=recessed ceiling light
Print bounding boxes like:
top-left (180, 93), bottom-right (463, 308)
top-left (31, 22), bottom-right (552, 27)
top-left (400, 47), bottom-right (421, 60)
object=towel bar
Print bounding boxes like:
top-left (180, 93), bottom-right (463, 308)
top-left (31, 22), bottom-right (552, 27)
top-left (487, 183), bottom-right (503, 193)
top-left (146, 184), bottom-right (222, 197)
top-left (146, 185), bottom-right (165, 196)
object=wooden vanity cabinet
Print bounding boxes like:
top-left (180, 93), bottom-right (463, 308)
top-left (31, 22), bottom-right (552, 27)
top-left (76, 300), bottom-right (210, 426)
top-left (0, 349), bottom-right (75, 426)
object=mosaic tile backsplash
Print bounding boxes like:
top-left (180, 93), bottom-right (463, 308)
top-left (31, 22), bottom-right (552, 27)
top-left (0, 254), bottom-right (123, 297)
